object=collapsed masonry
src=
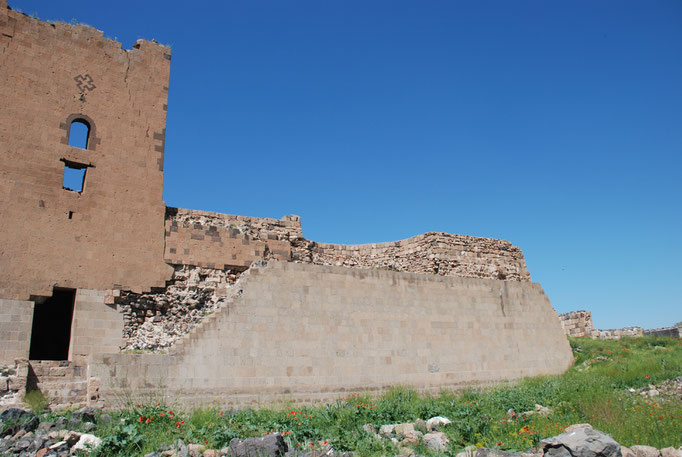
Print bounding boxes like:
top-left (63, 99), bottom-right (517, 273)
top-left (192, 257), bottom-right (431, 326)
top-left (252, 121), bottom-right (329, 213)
top-left (558, 310), bottom-right (681, 340)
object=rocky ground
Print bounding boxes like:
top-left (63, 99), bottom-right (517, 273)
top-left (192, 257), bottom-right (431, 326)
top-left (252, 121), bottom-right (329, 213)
top-left (1, 407), bottom-right (680, 457)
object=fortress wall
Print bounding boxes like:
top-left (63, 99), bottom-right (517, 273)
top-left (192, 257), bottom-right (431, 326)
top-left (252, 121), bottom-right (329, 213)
top-left (558, 311), bottom-right (594, 337)
top-left (0, 6), bottom-right (173, 301)
top-left (166, 208), bottom-right (531, 282)
top-left (293, 233), bottom-right (531, 281)
top-left (164, 208), bottom-right (302, 269)
top-left (89, 261), bottom-right (573, 407)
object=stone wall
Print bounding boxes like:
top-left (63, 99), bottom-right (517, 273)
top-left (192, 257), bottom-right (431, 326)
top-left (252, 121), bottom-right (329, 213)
top-left (590, 327), bottom-right (644, 340)
top-left (165, 209), bottom-right (531, 282)
top-left (0, 299), bottom-right (33, 361)
top-left (559, 309), bottom-right (680, 340)
top-left (89, 261), bottom-right (573, 408)
top-left (164, 208), bottom-right (301, 269)
top-left (644, 326), bottom-right (682, 338)
top-left (558, 311), bottom-right (594, 337)
top-left (69, 289), bottom-right (125, 359)
top-left (0, 5), bottom-right (173, 301)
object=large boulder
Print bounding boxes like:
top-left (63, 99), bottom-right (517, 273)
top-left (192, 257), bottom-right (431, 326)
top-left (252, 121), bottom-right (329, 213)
top-left (0, 408), bottom-right (39, 437)
top-left (540, 424), bottom-right (621, 457)
top-left (229, 433), bottom-right (288, 457)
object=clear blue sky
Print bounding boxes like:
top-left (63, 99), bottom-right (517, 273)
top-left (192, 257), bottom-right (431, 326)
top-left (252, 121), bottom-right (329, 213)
top-left (12, 1), bottom-right (682, 329)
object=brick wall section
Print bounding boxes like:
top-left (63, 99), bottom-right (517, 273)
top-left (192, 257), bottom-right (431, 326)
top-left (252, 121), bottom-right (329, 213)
top-left (89, 262), bottom-right (573, 408)
top-left (0, 6), bottom-right (173, 300)
top-left (590, 327), bottom-right (644, 339)
top-left (164, 208), bottom-right (301, 269)
top-left (0, 299), bottom-right (33, 360)
top-left (558, 310), bottom-right (594, 337)
top-left (69, 289), bottom-right (125, 358)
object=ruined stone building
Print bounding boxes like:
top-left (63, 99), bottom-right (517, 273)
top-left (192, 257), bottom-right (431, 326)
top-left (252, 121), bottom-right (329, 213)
top-left (0, 1), bottom-right (573, 408)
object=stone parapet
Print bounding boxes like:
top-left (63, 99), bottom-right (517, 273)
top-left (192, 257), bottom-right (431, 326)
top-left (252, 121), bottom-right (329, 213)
top-left (558, 310), bottom-right (594, 337)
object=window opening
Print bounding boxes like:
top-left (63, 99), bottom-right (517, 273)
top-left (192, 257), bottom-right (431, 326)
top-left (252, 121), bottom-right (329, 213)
top-left (67, 120), bottom-right (90, 149)
top-left (68, 211), bottom-right (74, 219)
top-left (29, 288), bottom-right (76, 360)
top-left (62, 162), bottom-right (87, 192)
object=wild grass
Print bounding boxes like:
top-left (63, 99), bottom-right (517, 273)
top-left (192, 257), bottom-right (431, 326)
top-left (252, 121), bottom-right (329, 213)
top-left (73, 336), bottom-right (681, 456)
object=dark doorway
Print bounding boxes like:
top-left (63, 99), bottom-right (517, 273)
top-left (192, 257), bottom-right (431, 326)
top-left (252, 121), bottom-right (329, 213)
top-left (29, 288), bottom-right (76, 360)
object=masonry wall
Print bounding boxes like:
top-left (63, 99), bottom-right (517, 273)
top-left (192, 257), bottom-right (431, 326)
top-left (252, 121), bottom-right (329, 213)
top-left (164, 208), bottom-right (301, 269)
top-left (166, 208), bottom-right (531, 281)
top-left (69, 289), bottom-right (125, 358)
top-left (0, 299), bottom-right (33, 361)
top-left (89, 262), bottom-right (573, 407)
top-left (0, 4), bottom-right (173, 301)
top-left (558, 311), bottom-right (594, 337)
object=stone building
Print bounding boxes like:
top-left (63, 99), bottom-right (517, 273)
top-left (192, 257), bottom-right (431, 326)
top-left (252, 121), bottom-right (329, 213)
top-left (0, 1), bottom-right (573, 409)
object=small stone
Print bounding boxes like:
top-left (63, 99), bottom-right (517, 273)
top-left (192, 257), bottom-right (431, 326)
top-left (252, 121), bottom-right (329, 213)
top-left (379, 424), bottom-right (395, 436)
top-left (426, 416), bottom-right (451, 431)
top-left (622, 447), bottom-right (636, 457)
top-left (631, 446), bottom-right (661, 457)
top-left (398, 446), bottom-right (415, 456)
top-left (188, 443), bottom-right (206, 457)
top-left (423, 432), bottom-right (449, 451)
top-left (394, 423), bottom-right (415, 436)
top-left (362, 424), bottom-right (376, 435)
top-left (541, 425), bottom-right (620, 457)
top-left (64, 431), bottom-right (81, 446)
top-left (661, 447), bottom-right (682, 457)
top-left (71, 433), bottom-right (102, 453)
top-left (203, 450), bottom-right (218, 457)
top-left (413, 419), bottom-right (427, 433)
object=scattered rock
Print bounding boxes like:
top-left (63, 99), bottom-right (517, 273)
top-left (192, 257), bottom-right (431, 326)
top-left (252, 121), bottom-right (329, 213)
top-left (362, 423), bottom-right (376, 435)
top-left (426, 416), bottom-right (452, 431)
top-left (70, 406), bottom-right (98, 424)
top-left (379, 424), bottom-right (395, 436)
top-left (661, 448), bottom-right (682, 457)
top-left (541, 424), bottom-right (621, 457)
top-left (0, 408), bottom-right (39, 437)
top-left (423, 432), bottom-right (449, 451)
top-left (71, 433), bottom-right (103, 453)
top-left (630, 446), bottom-right (661, 457)
top-left (229, 433), bottom-right (288, 457)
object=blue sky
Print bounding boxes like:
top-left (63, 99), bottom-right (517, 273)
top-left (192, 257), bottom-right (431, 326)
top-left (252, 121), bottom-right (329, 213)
top-left (13, 1), bottom-right (682, 329)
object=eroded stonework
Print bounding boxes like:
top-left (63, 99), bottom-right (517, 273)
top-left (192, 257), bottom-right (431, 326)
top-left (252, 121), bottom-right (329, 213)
top-left (118, 266), bottom-right (242, 351)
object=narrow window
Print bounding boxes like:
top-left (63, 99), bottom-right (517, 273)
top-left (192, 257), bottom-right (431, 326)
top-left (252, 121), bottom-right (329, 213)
top-left (62, 160), bottom-right (87, 193)
top-left (68, 120), bottom-right (90, 149)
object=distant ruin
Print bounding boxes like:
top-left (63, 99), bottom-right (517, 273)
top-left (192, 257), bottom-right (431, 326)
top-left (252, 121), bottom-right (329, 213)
top-left (558, 310), bottom-right (681, 340)
top-left (0, 1), bottom-right (573, 409)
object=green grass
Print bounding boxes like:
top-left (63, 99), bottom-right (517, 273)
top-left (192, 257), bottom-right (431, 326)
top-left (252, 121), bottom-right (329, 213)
top-left (71, 336), bottom-right (681, 456)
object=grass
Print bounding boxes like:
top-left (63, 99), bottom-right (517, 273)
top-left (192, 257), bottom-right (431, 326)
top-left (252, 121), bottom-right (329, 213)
top-left (58, 336), bottom-right (682, 456)
top-left (23, 389), bottom-right (49, 413)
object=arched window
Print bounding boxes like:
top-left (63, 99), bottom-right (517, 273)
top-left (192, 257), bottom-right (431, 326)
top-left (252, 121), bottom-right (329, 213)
top-left (67, 119), bottom-right (90, 149)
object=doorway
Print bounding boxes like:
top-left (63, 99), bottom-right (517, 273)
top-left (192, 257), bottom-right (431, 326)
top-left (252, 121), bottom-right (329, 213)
top-left (28, 288), bottom-right (76, 360)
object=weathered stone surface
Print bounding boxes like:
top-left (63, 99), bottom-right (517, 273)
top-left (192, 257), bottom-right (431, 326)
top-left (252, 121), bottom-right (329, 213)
top-left (229, 434), bottom-right (288, 457)
top-left (423, 432), bottom-right (449, 451)
top-left (394, 423), bottom-right (415, 436)
top-left (71, 433), bottom-right (102, 453)
top-left (630, 446), bottom-right (661, 457)
top-left (379, 424), bottom-right (395, 436)
top-left (540, 424), bottom-right (621, 457)
top-left (426, 416), bottom-right (452, 431)
top-left (70, 406), bottom-right (98, 424)
top-left (661, 448), bottom-right (682, 457)
top-left (476, 449), bottom-right (526, 457)
top-left (0, 408), bottom-right (39, 437)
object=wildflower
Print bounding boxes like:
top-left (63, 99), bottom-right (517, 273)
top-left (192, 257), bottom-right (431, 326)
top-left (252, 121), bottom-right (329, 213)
top-left (205, 440), bottom-right (208, 445)
top-left (220, 411), bottom-right (224, 417)
top-left (645, 375), bottom-right (650, 379)
top-left (137, 404), bottom-right (141, 407)
top-left (324, 440), bottom-right (328, 445)
top-left (139, 416), bottom-right (145, 422)
top-left (160, 412), bottom-right (164, 417)
top-left (497, 442), bottom-right (502, 446)
top-left (309, 443), bottom-right (314, 447)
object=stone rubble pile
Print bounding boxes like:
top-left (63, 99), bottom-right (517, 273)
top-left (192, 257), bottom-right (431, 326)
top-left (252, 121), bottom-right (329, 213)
top-left (118, 265), bottom-right (242, 351)
top-left (627, 376), bottom-right (682, 401)
top-left (1, 409), bottom-right (681, 457)
top-left (0, 406), bottom-right (105, 457)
